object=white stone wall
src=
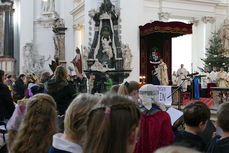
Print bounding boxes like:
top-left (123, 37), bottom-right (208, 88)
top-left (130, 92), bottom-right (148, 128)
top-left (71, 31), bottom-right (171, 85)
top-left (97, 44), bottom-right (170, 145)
top-left (19, 0), bottom-right (229, 81)
top-left (19, 0), bottom-right (75, 74)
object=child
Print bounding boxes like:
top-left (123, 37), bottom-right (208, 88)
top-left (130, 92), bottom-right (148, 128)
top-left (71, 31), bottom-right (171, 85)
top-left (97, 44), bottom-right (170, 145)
top-left (118, 81), bottom-right (139, 103)
top-left (206, 103), bottom-right (229, 153)
top-left (10, 94), bottom-right (58, 153)
top-left (173, 101), bottom-right (210, 152)
top-left (84, 94), bottom-right (141, 153)
top-left (48, 94), bottom-right (100, 153)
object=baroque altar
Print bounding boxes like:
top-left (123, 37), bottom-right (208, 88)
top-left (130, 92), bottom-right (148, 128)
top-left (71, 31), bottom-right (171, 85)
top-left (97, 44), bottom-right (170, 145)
top-left (84, 0), bottom-right (132, 87)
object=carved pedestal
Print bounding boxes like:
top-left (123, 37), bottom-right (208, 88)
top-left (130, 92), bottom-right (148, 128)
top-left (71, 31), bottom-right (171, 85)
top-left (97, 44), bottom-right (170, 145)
top-left (211, 87), bottom-right (229, 106)
top-left (0, 56), bottom-right (15, 75)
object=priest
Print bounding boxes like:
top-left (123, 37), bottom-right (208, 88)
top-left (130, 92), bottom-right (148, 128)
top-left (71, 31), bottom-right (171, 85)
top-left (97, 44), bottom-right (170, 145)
top-left (209, 66), bottom-right (218, 83)
top-left (177, 64), bottom-right (188, 91)
top-left (157, 59), bottom-right (169, 85)
top-left (216, 67), bottom-right (229, 87)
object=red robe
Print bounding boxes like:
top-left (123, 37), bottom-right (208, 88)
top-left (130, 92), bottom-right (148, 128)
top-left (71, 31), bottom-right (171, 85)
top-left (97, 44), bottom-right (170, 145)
top-left (134, 111), bottom-right (174, 153)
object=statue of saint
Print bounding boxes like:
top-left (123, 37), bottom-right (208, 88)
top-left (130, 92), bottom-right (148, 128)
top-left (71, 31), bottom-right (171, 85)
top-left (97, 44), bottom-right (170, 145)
top-left (102, 36), bottom-right (113, 59)
top-left (72, 48), bottom-right (83, 75)
top-left (220, 24), bottom-right (229, 57)
top-left (158, 59), bottom-right (169, 85)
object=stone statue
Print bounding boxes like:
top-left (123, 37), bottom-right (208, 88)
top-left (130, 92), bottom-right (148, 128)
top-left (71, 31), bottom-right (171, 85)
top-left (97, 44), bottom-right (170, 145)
top-left (72, 48), bottom-right (83, 75)
top-left (122, 44), bottom-right (132, 70)
top-left (220, 24), bottom-right (229, 57)
top-left (102, 36), bottom-right (113, 59)
top-left (23, 42), bottom-right (33, 70)
top-left (23, 42), bottom-right (50, 76)
top-left (42, 0), bottom-right (55, 13)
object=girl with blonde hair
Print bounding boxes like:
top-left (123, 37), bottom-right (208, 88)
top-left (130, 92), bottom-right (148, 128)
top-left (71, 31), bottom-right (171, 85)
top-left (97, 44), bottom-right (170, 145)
top-left (84, 94), bottom-right (141, 153)
top-left (48, 94), bottom-right (100, 153)
top-left (118, 81), bottom-right (139, 103)
top-left (10, 94), bottom-right (58, 153)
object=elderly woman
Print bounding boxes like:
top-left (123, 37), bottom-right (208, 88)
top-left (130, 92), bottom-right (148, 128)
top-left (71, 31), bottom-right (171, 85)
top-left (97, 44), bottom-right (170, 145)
top-left (45, 66), bottom-right (76, 115)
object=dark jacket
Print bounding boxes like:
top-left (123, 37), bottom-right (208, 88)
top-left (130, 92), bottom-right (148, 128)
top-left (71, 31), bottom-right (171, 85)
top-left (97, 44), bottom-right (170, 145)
top-left (75, 77), bottom-right (87, 93)
top-left (206, 136), bottom-right (229, 153)
top-left (152, 75), bottom-right (160, 85)
top-left (45, 79), bottom-right (76, 115)
top-left (173, 131), bottom-right (206, 152)
top-left (0, 83), bottom-right (15, 121)
top-left (13, 78), bottom-right (26, 100)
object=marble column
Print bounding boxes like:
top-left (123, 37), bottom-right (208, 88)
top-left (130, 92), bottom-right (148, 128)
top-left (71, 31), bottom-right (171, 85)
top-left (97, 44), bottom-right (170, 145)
top-left (74, 24), bottom-right (83, 49)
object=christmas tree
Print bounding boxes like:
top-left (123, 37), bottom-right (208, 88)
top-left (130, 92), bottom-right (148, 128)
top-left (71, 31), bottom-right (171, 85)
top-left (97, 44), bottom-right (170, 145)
top-left (201, 32), bottom-right (229, 72)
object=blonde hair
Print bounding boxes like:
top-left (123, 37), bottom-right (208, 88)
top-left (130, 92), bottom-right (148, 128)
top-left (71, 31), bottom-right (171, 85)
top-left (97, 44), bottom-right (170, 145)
top-left (155, 146), bottom-right (201, 153)
top-left (10, 94), bottom-right (58, 153)
top-left (64, 94), bottom-right (100, 143)
top-left (54, 65), bottom-right (68, 81)
top-left (109, 84), bottom-right (120, 94)
top-left (118, 81), bottom-right (139, 96)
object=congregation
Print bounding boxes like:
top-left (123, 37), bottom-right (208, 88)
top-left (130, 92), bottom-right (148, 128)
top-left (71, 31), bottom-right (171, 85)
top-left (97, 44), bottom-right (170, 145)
top-left (0, 65), bottom-right (229, 153)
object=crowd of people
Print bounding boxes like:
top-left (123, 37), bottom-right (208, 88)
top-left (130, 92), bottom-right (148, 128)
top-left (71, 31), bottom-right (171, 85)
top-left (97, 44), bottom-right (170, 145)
top-left (1, 66), bottom-right (229, 153)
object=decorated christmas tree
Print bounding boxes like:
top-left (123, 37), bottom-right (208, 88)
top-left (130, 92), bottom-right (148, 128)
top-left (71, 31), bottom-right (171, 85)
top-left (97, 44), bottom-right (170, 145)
top-left (202, 32), bottom-right (229, 72)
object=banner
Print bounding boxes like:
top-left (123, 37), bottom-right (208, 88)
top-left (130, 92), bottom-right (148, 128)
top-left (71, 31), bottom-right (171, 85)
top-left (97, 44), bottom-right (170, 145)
top-left (154, 85), bottom-right (172, 105)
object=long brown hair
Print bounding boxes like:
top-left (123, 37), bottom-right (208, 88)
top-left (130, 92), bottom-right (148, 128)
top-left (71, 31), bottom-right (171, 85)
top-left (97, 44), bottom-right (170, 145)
top-left (10, 94), bottom-right (58, 153)
top-left (118, 81), bottom-right (139, 96)
top-left (64, 94), bottom-right (100, 144)
top-left (54, 65), bottom-right (68, 81)
top-left (84, 94), bottom-right (141, 153)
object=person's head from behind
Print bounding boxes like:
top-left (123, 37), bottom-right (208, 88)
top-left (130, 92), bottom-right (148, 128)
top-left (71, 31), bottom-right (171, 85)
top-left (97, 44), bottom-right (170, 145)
top-left (40, 72), bottom-right (50, 83)
top-left (54, 65), bottom-right (68, 81)
top-left (11, 94), bottom-right (57, 153)
top-left (0, 69), bottom-right (4, 83)
top-left (155, 146), bottom-right (201, 153)
top-left (118, 81), bottom-right (139, 102)
top-left (109, 84), bottom-right (120, 94)
top-left (216, 103), bottom-right (229, 133)
top-left (84, 95), bottom-right (141, 153)
top-left (64, 93), bottom-right (100, 145)
top-left (183, 101), bottom-right (210, 133)
top-left (19, 74), bottom-right (26, 81)
top-left (139, 84), bottom-right (166, 111)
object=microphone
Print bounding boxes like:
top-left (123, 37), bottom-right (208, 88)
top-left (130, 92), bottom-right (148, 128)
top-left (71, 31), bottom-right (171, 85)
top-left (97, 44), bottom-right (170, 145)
top-left (182, 78), bottom-right (191, 81)
top-left (187, 72), bottom-right (199, 77)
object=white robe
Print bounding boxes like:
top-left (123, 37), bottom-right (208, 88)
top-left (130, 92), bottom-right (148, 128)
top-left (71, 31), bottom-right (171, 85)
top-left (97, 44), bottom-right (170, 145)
top-left (216, 71), bottom-right (229, 87)
top-left (209, 71), bottom-right (218, 83)
top-left (201, 72), bottom-right (210, 89)
top-left (172, 75), bottom-right (178, 86)
top-left (177, 68), bottom-right (188, 91)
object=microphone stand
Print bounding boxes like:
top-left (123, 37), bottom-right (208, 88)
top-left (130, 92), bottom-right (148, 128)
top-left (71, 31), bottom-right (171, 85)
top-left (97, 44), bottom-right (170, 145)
top-left (167, 78), bottom-right (189, 110)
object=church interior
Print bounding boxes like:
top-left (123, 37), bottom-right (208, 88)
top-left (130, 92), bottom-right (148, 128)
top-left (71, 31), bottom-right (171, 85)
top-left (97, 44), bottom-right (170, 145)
top-left (0, 0), bottom-right (229, 152)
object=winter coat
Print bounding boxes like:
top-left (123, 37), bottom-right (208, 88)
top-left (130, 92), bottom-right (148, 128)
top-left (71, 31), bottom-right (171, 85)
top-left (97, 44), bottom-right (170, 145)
top-left (45, 79), bottom-right (76, 115)
top-left (0, 83), bottom-right (15, 121)
top-left (206, 136), bottom-right (229, 153)
top-left (13, 78), bottom-right (26, 100)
